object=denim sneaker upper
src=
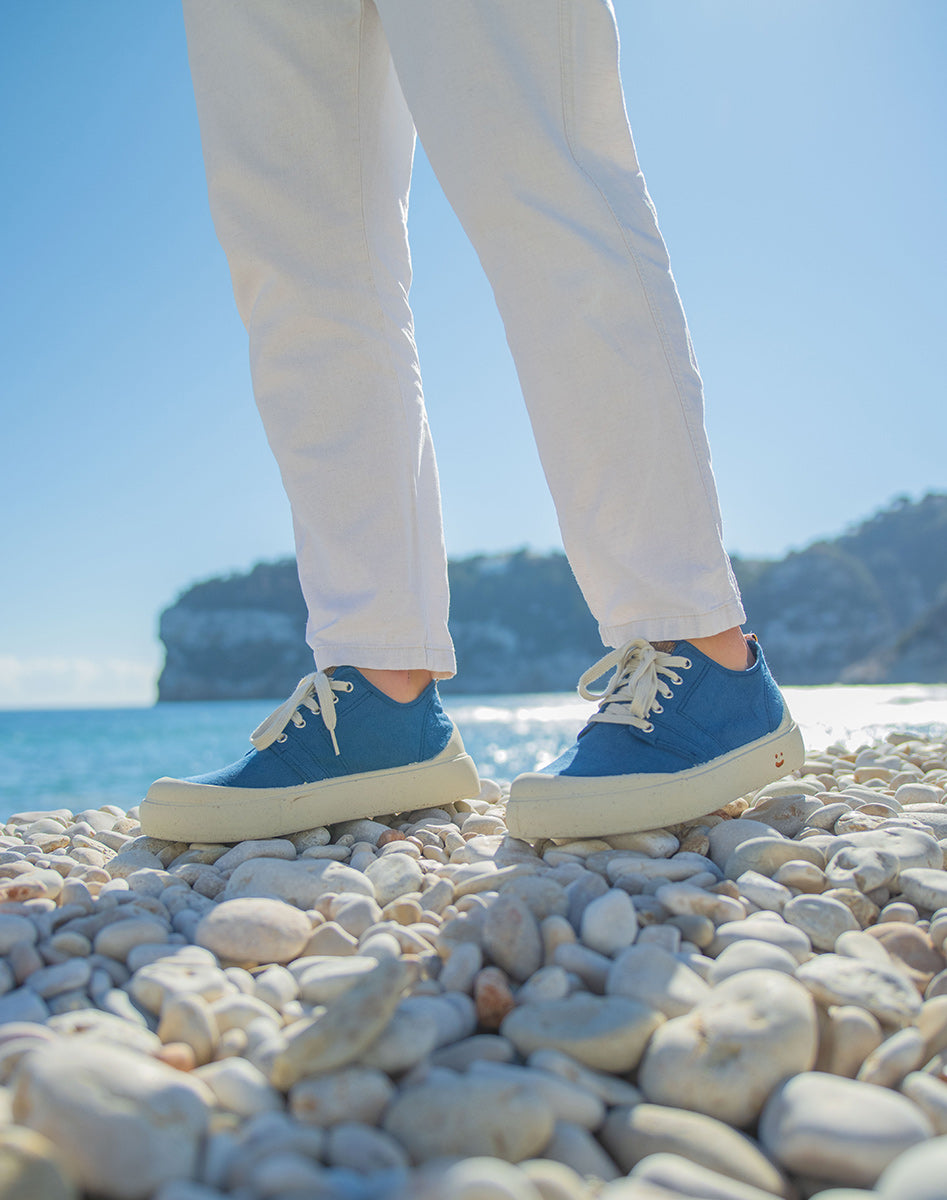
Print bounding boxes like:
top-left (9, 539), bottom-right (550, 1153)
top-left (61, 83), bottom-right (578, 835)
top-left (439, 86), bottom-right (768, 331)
top-left (542, 637), bottom-right (786, 779)
top-left (184, 667), bottom-right (456, 790)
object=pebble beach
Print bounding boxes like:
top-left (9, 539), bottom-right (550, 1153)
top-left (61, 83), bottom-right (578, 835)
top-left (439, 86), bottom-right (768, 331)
top-left (2, 733), bottom-right (947, 1199)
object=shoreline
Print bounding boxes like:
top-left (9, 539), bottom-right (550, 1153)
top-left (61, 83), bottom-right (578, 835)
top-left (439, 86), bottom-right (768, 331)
top-left (0, 730), bottom-right (946, 1197)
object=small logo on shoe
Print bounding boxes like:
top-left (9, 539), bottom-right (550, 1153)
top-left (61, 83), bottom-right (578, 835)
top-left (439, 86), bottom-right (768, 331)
top-left (775, 753), bottom-right (785, 768)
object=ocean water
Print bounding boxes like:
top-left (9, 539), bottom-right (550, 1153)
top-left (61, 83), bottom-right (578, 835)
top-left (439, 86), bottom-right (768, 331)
top-left (0, 685), bottom-right (944, 822)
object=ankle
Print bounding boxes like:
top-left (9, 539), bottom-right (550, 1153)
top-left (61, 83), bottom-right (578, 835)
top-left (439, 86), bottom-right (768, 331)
top-left (683, 627), bottom-right (752, 671)
top-left (356, 668), bottom-right (434, 703)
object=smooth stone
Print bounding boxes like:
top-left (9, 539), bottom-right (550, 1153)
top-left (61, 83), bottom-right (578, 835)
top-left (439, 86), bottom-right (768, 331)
top-left (194, 897), bottom-right (312, 969)
top-left (194, 1058), bottom-right (281, 1117)
top-left (824, 827), bottom-right (943, 872)
top-left (324, 1121), bottom-right (409, 1173)
top-left (0, 915), bottom-right (39, 954)
top-left (707, 820), bottom-right (783, 870)
top-left (22, 958), bottom-right (90, 999)
top-left (92, 917), bottom-right (170, 963)
top-left (868, 922), bottom-right (945, 989)
top-left (519, 1159), bottom-right (591, 1200)
top-left (856, 1026), bottom-right (926, 1088)
top-left (654, 882), bottom-right (744, 925)
top-left (13, 1040), bottom-right (209, 1200)
top-left (290, 1066), bottom-right (395, 1128)
top-left (876, 1135), bottom-right (947, 1200)
top-left (580, 888), bottom-right (638, 956)
top-left (395, 993), bottom-right (477, 1048)
top-left (157, 993), bottom-right (218, 1066)
top-left (293, 956), bottom-right (379, 1004)
top-left (824, 846), bottom-right (900, 892)
top-left (709, 914), bottom-right (812, 962)
top-left (0, 1125), bottom-right (78, 1200)
top-left (330, 894), bottom-right (383, 938)
top-left (835, 928), bottom-right (896, 968)
top-left (470, 1060), bottom-right (605, 1129)
top-left (363, 853), bottom-right (423, 906)
top-left (743, 793), bottom-right (825, 837)
top-left (357, 999), bottom-right (441, 1073)
top-left (606, 852), bottom-right (718, 885)
top-left (430, 1034), bottom-right (516, 1072)
top-left (708, 939), bottom-right (799, 984)
top-left (917, 995), bottom-right (947, 1058)
top-left (772, 859), bottom-right (827, 892)
top-left (431, 1156), bottom-right (545, 1200)
top-left (383, 1075), bottom-right (555, 1163)
top-left (815, 1004), bottom-right (884, 1078)
top-left (638, 969), bottom-right (818, 1127)
top-left (541, 1120), bottom-right (622, 1182)
top-left (899, 867), bottom-right (947, 912)
top-left (599, 1103), bottom-right (790, 1195)
top-left (500, 875), bottom-right (569, 920)
top-left (271, 957), bottom-right (415, 1089)
top-left (212, 839), bottom-right (297, 872)
top-left (629, 1153), bottom-right (789, 1200)
top-left (482, 894), bottom-right (543, 982)
top-left (605, 831), bottom-right (679, 857)
top-left (128, 959), bottom-right (234, 1016)
top-left (724, 837), bottom-right (824, 881)
top-left (734, 870), bottom-right (792, 912)
top-left (104, 845), bottom-right (166, 879)
top-left (501, 994), bottom-right (663, 1073)
top-left (759, 1071), bottom-right (934, 1187)
top-left (901, 1073), bottom-right (947, 1135)
top-left (526, 1048), bottom-right (643, 1108)
top-left (783, 894), bottom-right (860, 951)
top-left (222, 858), bottom-right (374, 905)
top-left (795, 954), bottom-right (923, 1026)
top-left (605, 944), bottom-right (709, 1017)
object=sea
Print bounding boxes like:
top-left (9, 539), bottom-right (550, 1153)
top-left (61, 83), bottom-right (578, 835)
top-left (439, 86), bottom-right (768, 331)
top-left (0, 685), bottom-right (945, 823)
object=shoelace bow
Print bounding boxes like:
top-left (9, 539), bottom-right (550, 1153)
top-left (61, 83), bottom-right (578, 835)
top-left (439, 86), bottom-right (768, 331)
top-left (580, 638), bottom-right (691, 733)
top-left (250, 670), bottom-right (353, 756)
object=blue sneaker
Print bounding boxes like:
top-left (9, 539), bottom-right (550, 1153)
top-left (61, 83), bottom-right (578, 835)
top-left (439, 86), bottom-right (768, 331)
top-left (140, 667), bottom-right (480, 843)
top-left (505, 637), bottom-right (804, 840)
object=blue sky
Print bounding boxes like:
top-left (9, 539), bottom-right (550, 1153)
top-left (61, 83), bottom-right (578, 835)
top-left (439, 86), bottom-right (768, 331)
top-left (2, 1), bottom-right (944, 708)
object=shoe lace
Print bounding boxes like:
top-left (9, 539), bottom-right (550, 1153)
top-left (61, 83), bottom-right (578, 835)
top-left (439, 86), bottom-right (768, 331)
top-left (579, 638), bottom-right (691, 733)
top-left (250, 670), bottom-right (354, 756)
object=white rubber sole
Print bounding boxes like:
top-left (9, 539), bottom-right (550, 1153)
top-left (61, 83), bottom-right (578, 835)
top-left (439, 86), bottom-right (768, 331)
top-left (139, 728), bottom-right (481, 844)
top-left (504, 707), bottom-right (805, 841)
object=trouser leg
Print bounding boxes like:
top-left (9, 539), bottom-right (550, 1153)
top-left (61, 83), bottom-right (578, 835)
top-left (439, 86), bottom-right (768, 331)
top-left (182, 0), bottom-right (455, 675)
top-left (375, 0), bottom-right (746, 646)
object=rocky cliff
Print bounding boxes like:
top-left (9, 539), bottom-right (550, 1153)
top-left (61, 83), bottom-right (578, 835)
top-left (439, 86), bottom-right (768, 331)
top-left (156, 493), bottom-right (947, 699)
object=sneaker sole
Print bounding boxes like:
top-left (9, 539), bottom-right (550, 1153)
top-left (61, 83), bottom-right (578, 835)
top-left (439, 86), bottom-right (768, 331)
top-left (139, 729), bottom-right (481, 843)
top-left (504, 707), bottom-right (805, 841)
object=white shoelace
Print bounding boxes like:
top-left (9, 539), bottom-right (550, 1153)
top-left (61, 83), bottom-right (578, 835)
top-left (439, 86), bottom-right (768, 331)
top-left (250, 671), bottom-right (354, 756)
top-left (579, 638), bottom-right (692, 733)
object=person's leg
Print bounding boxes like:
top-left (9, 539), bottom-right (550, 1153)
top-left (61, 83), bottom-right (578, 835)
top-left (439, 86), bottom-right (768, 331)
top-left (140, 1), bottom-right (478, 842)
top-left (373, 0), bottom-right (803, 836)
top-left (180, 0), bottom-right (453, 681)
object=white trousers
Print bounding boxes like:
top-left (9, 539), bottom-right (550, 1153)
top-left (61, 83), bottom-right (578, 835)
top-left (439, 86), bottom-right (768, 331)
top-left (183, 0), bottom-right (746, 677)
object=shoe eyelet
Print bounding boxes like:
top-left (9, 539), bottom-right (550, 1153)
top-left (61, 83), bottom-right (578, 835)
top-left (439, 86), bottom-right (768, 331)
top-left (276, 733), bottom-right (288, 744)
top-left (643, 722), bottom-right (654, 733)
top-left (682, 659), bottom-right (692, 670)
top-left (652, 703), bottom-right (663, 714)
top-left (296, 718), bottom-right (306, 728)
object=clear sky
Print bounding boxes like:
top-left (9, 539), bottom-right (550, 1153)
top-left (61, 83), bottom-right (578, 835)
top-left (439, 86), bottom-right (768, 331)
top-left (2, 1), bottom-right (944, 709)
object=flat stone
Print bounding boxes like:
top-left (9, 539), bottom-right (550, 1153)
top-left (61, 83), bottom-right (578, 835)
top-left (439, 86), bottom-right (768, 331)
top-left (222, 857), bottom-right (374, 905)
top-left (271, 957), bottom-right (415, 1088)
top-left (541, 1119), bottom-right (622, 1182)
top-left (742, 794), bottom-right (825, 837)
top-left (734, 870), bottom-right (792, 912)
top-left (12, 1040), bottom-right (209, 1200)
top-left (824, 846), bottom-right (900, 892)
top-left (707, 819), bottom-right (783, 870)
top-left (823, 827), bottom-right (943, 872)
top-left (356, 998), bottom-right (441, 1073)
top-left (709, 914), bottom-right (812, 962)
top-left (383, 1074), bottom-right (555, 1163)
top-left (501, 994), bottom-right (663, 1073)
top-left (0, 915), bottom-right (39, 954)
top-left (856, 1026), bottom-right (926, 1088)
top-left (759, 1071), bottom-right (933, 1187)
top-left (599, 1103), bottom-right (790, 1195)
top-left (157, 992), bottom-right (218, 1066)
top-left (708, 939), bottom-right (799, 984)
top-left (654, 881), bottom-right (745, 925)
top-left (899, 867), bottom-right (947, 912)
top-left (638, 969), bottom-right (818, 1127)
top-left (605, 944), bottom-right (710, 1017)
top-left (815, 1004), bottom-right (883, 1078)
top-left (470, 1060), bottom-right (605, 1129)
top-left (293, 955), bottom-right (384, 1005)
top-left (795, 953), bottom-right (923, 1026)
top-left (194, 1057), bottom-right (282, 1117)
top-left (901, 1073), bottom-right (947, 1135)
top-left (628, 1153), bottom-right (791, 1200)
